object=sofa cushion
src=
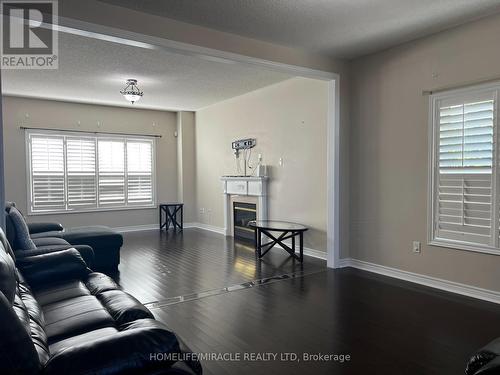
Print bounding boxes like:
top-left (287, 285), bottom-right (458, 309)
top-left (32, 237), bottom-right (69, 248)
top-left (0, 291), bottom-right (41, 373)
top-left (30, 231), bottom-right (64, 239)
top-left (16, 249), bottom-right (91, 287)
top-left (85, 272), bottom-right (120, 294)
top-left (0, 238), bottom-right (17, 304)
top-left (20, 241), bottom-right (95, 269)
top-left (43, 295), bottom-right (115, 344)
top-left (43, 319), bottom-right (183, 375)
top-left (97, 289), bottom-right (154, 325)
top-left (35, 280), bottom-right (91, 306)
top-left (48, 327), bottom-right (118, 354)
top-left (8, 206), bottom-right (36, 250)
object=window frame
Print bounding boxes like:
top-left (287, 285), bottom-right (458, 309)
top-left (428, 82), bottom-right (500, 255)
top-left (25, 129), bottom-right (157, 215)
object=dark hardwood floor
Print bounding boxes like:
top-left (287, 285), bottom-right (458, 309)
top-left (116, 228), bottom-right (326, 304)
top-left (116, 229), bottom-right (500, 375)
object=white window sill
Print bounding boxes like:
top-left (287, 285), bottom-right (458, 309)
top-left (429, 239), bottom-right (500, 256)
top-left (28, 204), bottom-right (157, 216)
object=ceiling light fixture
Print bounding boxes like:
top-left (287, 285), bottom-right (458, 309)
top-left (120, 79), bottom-right (143, 104)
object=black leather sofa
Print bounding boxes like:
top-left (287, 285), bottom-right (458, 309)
top-left (467, 338), bottom-right (500, 374)
top-left (5, 202), bottom-right (123, 271)
top-left (0, 227), bottom-right (202, 374)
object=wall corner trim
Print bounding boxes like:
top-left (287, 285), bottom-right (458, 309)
top-left (338, 258), bottom-right (500, 304)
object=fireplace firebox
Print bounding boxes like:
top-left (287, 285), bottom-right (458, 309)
top-left (233, 201), bottom-right (257, 243)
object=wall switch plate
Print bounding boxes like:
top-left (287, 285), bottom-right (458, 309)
top-left (412, 241), bottom-right (421, 254)
top-left (199, 208), bottom-right (205, 214)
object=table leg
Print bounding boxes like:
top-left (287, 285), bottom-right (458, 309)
top-left (299, 231), bottom-right (304, 262)
top-left (159, 206), bottom-right (162, 230)
top-left (167, 207), bottom-right (172, 230)
top-left (180, 205), bottom-right (183, 230)
top-left (174, 208), bottom-right (177, 229)
top-left (257, 228), bottom-right (262, 258)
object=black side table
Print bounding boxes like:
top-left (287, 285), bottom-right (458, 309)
top-left (249, 220), bottom-right (308, 262)
top-left (159, 203), bottom-right (183, 231)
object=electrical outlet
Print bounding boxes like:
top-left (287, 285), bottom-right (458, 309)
top-left (199, 208), bottom-right (205, 214)
top-left (412, 241), bottom-right (421, 254)
top-left (279, 157), bottom-right (283, 167)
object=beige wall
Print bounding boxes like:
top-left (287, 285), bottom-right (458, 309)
top-left (176, 111), bottom-right (197, 222)
top-left (2, 96), bottom-right (177, 228)
top-left (195, 77), bottom-right (329, 251)
top-left (350, 12), bottom-right (500, 290)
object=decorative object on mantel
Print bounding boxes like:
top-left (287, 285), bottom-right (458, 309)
top-left (232, 137), bottom-right (260, 176)
top-left (120, 78), bottom-right (143, 104)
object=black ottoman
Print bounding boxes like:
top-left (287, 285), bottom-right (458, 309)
top-left (31, 226), bottom-right (123, 271)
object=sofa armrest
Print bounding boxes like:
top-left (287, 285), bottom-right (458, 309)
top-left (27, 222), bottom-right (63, 235)
top-left (43, 319), bottom-right (202, 375)
top-left (466, 338), bottom-right (500, 375)
top-left (16, 248), bottom-right (91, 287)
top-left (15, 245), bottom-right (95, 269)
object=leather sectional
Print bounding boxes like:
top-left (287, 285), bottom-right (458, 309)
top-left (467, 338), bottom-right (500, 374)
top-left (5, 202), bottom-right (123, 271)
top-left (0, 227), bottom-right (202, 374)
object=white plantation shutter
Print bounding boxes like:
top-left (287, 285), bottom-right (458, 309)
top-left (126, 140), bottom-right (153, 205)
top-left (67, 137), bottom-right (97, 209)
top-left (431, 88), bottom-right (499, 251)
top-left (436, 174), bottom-right (492, 245)
top-left (98, 139), bottom-right (125, 206)
top-left (26, 130), bottom-right (156, 213)
top-left (29, 135), bottom-right (65, 211)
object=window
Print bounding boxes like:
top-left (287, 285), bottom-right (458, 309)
top-left (429, 84), bottom-right (499, 254)
top-left (27, 130), bottom-right (155, 214)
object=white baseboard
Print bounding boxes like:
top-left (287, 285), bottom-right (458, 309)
top-left (184, 222), bottom-right (226, 235)
top-left (274, 243), bottom-right (326, 260)
top-left (302, 247), bottom-right (327, 260)
top-left (114, 224), bottom-right (159, 233)
top-left (339, 258), bottom-right (500, 305)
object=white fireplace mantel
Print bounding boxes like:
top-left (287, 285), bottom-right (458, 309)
top-left (221, 176), bottom-right (268, 236)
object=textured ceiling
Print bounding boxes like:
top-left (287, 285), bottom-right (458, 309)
top-left (99, 0), bottom-right (500, 58)
top-left (2, 32), bottom-right (293, 111)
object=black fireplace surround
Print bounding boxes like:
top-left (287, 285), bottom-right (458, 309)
top-left (0, 226), bottom-right (202, 374)
top-left (233, 201), bottom-right (256, 243)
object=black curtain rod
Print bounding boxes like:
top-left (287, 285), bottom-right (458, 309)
top-left (19, 126), bottom-right (162, 138)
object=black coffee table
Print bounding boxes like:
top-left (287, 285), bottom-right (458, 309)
top-left (249, 220), bottom-right (308, 262)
